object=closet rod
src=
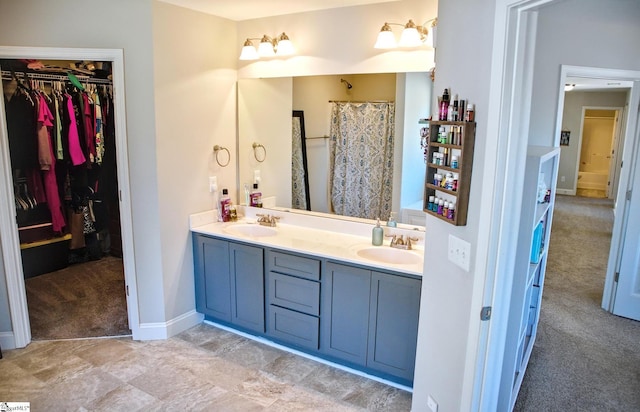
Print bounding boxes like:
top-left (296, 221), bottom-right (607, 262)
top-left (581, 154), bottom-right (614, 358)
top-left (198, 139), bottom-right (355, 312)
top-left (328, 99), bottom-right (394, 104)
top-left (1, 70), bottom-right (112, 85)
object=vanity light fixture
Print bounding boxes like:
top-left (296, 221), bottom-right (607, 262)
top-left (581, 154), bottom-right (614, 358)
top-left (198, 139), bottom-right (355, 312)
top-left (374, 18), bottom-right (437, 49)
top-left (239, 32), bottom-right (295, 61)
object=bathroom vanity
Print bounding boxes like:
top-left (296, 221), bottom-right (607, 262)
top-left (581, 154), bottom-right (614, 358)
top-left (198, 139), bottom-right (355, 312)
top-left (191, 209), bottom-right (424, 387)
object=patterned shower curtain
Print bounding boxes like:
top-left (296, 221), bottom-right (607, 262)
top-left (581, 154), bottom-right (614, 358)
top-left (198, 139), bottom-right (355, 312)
top-left (329, 101), bottom-right (395, 220)
top-left (291, 115), bottom-right (308, 210)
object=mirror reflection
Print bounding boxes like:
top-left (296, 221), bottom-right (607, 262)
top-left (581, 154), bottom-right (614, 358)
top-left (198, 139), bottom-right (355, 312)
top-left (237, 73), bottom-right (432, 225)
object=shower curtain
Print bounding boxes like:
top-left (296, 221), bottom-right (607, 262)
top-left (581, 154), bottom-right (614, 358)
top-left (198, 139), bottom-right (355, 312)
top-left (291, 115), bottom-right (308, 210)
top-left (329, 101), bottom-right (395, 220)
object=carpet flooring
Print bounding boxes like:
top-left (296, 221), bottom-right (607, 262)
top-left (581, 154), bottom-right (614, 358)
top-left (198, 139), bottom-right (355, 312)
top-left (25, 255), bottom-right (130, 340)
top-left (514, 195), bottom-right (640, 411)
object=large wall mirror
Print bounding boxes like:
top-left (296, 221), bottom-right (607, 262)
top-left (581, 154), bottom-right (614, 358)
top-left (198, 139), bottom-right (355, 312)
top-left (237, 72), bottom-right (432, 226)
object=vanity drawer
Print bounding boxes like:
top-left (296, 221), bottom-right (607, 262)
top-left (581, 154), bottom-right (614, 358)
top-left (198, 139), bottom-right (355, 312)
top-left (267, 250), bottom-right (320, 281)
top-left (269, 272), bottom-right (320, 316)
top-left (269, 305), bottom-right (319, 350)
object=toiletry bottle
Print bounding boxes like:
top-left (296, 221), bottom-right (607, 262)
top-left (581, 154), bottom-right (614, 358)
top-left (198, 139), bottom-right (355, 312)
top-left (220, 189), bottom-right (231, 222)
top-left (448, 202), bottom-right (456, 220)
top-left (244, 184), bottom-right (250, 206)
top-left (465, 104), bottom-right (475, 122)
top-left (459, 100), bottom-right (466, 123)
top-left (451, 155), bottom-right (459, 169)
top-left (428, 195), bottom-right (435, 211)
top-left (250, 183), bottom-right (262, 207)
top-left (439, 88), bottom-right (450, 120)
top-left (452, 95), bottom-right (459, 121)
top-left (387, 212), bottom-right (397, 227)
top-left (372, 218), bottom-right (384, 246)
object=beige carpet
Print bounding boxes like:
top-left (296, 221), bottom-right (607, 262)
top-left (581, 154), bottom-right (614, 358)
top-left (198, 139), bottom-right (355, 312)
top-left (25, 255), bottom-right (130, 340)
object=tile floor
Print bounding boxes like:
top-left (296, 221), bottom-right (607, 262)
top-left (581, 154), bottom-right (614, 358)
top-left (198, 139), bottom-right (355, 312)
top-left (0, 323), bottom-right (412, 411)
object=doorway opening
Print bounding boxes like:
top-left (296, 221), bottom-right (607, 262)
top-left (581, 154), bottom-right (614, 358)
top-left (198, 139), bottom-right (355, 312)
top-left (1, 58), bottom-right (129, 340)
top-left (0, 46), bottom-right (139, 349)
top-left (577, 108), bottom-right (621, 198)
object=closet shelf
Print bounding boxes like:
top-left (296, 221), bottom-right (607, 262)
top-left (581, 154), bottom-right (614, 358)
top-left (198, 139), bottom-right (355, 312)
top-left (20, 233), bottom-right (71, 250)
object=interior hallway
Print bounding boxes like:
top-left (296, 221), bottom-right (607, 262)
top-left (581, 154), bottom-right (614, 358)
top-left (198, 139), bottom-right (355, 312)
top-left (515, 195), bottom-right (640, 410)
top-left (0, 323), bottom-right (412, 411)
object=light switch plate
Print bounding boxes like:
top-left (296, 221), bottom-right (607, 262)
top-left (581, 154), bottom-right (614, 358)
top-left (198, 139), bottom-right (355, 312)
top-left (209, 176), bottom-right (218, 193)
top-left (448, 234), bottom-right (471, 271)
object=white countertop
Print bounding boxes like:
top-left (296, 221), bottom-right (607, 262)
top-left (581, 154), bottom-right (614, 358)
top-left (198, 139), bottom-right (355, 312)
top-left (190, 209), bottom-right (424, 277)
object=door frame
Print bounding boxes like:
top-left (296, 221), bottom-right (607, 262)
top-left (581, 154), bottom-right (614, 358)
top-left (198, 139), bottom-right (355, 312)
top-left (572, 105), bottom-right (624, 197)
top-left (0, 46), bottom-right (140, 348)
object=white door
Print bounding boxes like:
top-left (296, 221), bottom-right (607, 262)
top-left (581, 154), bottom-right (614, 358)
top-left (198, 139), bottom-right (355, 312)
top-left (612, 106), bottom-right (640, 321)
top-left (607, 109), bottom-right (624, 198)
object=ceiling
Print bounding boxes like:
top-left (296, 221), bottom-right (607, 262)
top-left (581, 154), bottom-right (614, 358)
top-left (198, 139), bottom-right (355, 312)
top-left (158, 0), bottom-right (397, 21)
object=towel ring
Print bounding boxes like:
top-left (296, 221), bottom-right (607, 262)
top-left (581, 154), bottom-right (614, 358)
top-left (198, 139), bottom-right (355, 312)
top-left (213, 145), bottom-right (230, 167)
top-left (252, 142), bottom-right (267, 163)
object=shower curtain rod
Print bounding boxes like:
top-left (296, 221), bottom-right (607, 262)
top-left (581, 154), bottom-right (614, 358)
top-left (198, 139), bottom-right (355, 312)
top-left (328, 99), bottom-right (394, 103)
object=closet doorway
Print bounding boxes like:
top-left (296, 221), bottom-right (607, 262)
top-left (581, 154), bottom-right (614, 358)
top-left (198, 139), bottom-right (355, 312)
top-left (0, 47), bottom-right (139, 348)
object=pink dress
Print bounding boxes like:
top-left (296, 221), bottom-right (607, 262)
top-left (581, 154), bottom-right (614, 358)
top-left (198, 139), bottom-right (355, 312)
top-left (66, 94), bottom-right (86, 166)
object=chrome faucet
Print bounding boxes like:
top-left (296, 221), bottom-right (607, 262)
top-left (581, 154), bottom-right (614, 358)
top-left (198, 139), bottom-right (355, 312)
top-left (387, 234), bottom-right (419, 250)
top-left (256, 213), bottom-right (280, 227)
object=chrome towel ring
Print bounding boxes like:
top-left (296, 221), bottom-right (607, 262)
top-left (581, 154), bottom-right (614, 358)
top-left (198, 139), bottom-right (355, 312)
top-left (252, 142), bottom-right (267, 163)
top-left (213, 145), bottom-right (230, 167)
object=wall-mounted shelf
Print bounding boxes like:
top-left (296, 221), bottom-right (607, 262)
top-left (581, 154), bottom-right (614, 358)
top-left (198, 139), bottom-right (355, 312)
top-left (423, 120), bottom-right (476, 226)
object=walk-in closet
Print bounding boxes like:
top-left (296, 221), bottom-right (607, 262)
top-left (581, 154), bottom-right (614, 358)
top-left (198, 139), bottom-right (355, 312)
top-left (1, 59), bottom-right (129, 340)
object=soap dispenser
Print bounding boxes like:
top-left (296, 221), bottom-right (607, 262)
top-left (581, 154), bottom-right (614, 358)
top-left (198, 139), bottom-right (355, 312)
top-left (387, 212), bottom-right (397, 228)
top-left (372, 218), bottom-right (384, 246)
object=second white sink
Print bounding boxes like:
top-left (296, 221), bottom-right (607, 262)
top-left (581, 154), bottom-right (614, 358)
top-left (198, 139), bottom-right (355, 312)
top-left (356, 247), bottom-right (422, 265)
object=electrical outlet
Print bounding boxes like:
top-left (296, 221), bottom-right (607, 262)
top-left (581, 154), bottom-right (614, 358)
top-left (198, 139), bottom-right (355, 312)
top-left (427, 395), bottom-right (439, 412)
top-left (254, 169), bottom-right (261, 183)
top-left (448, 234), bottom-right (471, 272)
top-left (560, 175), bottom-right (566, 182)
top-left (209, 176), bottom-right (218, 193)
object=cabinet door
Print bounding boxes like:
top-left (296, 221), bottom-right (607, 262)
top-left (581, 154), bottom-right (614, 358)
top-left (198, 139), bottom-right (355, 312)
top-left (193, 235), bottom-right (231, 322)
top-left (321, 262), bottom-right (371, 366)
top-left (368, 272), bottom-right (421, 382)
top-left (229, 243), bottom-right (265, 333)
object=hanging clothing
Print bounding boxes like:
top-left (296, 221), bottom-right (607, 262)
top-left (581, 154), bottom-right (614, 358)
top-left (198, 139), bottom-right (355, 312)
top-left (6, 91), bottom-right (38, 170)
top-left (81, 92), bottom-right (96, 162)
top-left (36, 93), bottom-right (54, 171)
top-left (37, 93), bottom-right (66, 232)
top-left (65, 94), bottom-right (86, 166)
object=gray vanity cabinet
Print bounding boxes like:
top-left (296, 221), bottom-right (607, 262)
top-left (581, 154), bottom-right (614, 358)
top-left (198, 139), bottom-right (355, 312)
top-left (321, 262), bottom-right (421, 383)
top-left (266, 250), bottom-right (321, 350)
top-left (368, 271), bottom-right (421, 381)
top-left (229, 243), bottom-right (265, 334)
top-left (194, 235), bottom-right (232, 321)
top-left (193, 234), bottom-right (265, 333)
top-left (321, 262), bottom-right (371, 366)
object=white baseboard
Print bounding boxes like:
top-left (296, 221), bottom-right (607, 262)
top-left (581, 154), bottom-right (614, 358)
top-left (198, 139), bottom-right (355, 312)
top-left (0, 331), bottom-right (16, 350)
top-left (556, 188), bottom-right (575, 196)
top-left (135, 310), bottom-right (203, 341)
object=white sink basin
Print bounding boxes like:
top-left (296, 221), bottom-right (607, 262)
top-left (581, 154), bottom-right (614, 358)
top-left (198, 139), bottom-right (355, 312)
top-left (356, 247), bottom-right (422, 265)
top-left (224, 224), bottom-right (277, 237)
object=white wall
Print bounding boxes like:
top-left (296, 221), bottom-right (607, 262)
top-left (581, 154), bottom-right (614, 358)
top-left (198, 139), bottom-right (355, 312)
top-left (0, 0), bottom-right (167, 328)
top-left (152, 2), bottom-right (237, 321)
top-left (558, 90), bottom-right (628, 192)
top-left (236, 0), bottom-right (436, 79)
top-left (529, 0), bottom-right (640, 147)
